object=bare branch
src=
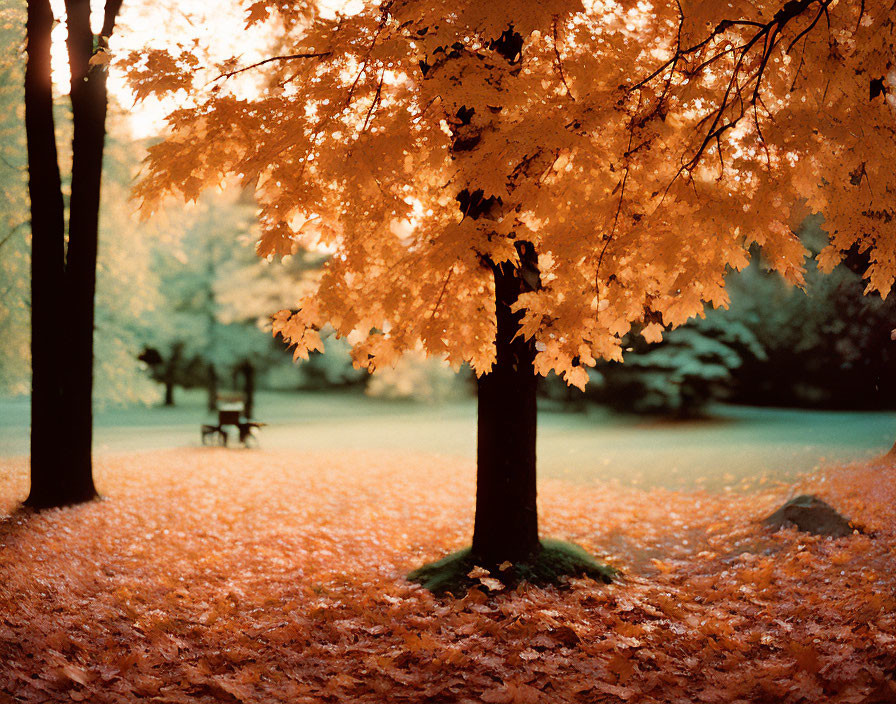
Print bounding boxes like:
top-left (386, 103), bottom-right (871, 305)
top-left (786, 3), bottom-right (827, 52)
top-left (0, 222), bottom-right (27, 252)
top-left (552, 18), bottom-right (575, 101)
top-left (361, 68), bottom-right (385, 133)
top-left (213, 52), bottom-right (331, 82)
top-left (428, 264), bottom-right (455, 321)
top-left (636, 0), bottom-right (837, 193)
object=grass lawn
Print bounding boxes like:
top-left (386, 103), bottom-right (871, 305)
top-left (1, 390), bottom-right (893, 490)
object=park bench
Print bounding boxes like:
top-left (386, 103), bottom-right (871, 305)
top-left (201, 403), bottom-right (264, 447)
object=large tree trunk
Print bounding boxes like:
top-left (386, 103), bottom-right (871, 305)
top-left (471, 255), bottom-right (541, 565)
top-left (24, 0), bottom-right (69, 508)
top-left (59, 0), bottom-right (109, 500)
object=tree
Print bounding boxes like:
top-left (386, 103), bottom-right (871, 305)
top-left (3, 2), bottom-right (156, 405)
top-left (129, 1), bottom-right (896, 568)
top-left (25, 0), bottom-right (123, 509)
top-left (91, 134), bottom-right (164, 409)
top-left (0, 1), bottom-right (30, 397)
top-left (589, 316), bottom-right (765, 416)
top-left (136, 190), bottom-right (289, 412)
top-left (722, 222), bottom-right (896, 409)
top-left (1, 91), bottom-right (161, 406)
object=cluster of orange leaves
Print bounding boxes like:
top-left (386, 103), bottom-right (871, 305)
top-left (1, 449), bottom-right (894, 703)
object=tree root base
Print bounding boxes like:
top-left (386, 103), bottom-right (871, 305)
top-left (24, 488), bottom-right (98, 511)
top-left (408, 539), bottom-right (619, 595)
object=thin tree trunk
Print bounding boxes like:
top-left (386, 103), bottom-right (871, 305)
top-left (163, 377), bottom-right (175, 406)
top-left (242, 361), bottom-right (255, 419)
top-left (162, 343), bottom-right (181, 406)
top-left (471, 255), bottom-right (541, 565)
top-left (24, 0), bottom-right (68, 508)
top-left (207, 362), bottom-right (218, 412)
top-left (165, 378), bottom-right (174, 406)
top-left (162, 349), bottom-right (176, 406)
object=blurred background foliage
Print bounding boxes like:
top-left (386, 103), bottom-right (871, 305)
top-left (540, 219), bottom-right (896, 416)
top-left (0, 4), bottom-right (892, 414)
top-left (0, 1), bottom-right (29, 396)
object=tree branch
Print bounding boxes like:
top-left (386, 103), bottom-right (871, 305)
top-left (428, 264), bottom-right (455, 321)
top-left (552, 18), bottom-right (574, 101)
top-left (213, 52), bottom-right (331, 82)
top-left (0, 222), bottom-right (27, 251)
top-left (637, 0), bottom-right (836, 191)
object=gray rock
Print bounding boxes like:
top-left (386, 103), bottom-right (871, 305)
top-left (763, 495), bottom-right (856, 537)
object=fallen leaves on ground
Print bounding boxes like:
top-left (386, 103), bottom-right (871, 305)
top-left (1, 448), bottom-right (894, 703)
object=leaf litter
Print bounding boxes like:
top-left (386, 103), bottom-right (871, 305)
top-left (1, 447), bottom-right (894, 703)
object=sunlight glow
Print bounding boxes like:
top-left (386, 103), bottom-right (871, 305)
top-left (48, 0), bottom-right (279, 138)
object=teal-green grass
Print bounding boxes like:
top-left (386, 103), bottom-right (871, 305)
top-left (1, 390), bottom-right (893, 490)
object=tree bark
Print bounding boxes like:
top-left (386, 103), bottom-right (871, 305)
top-left (59, 0), bottom-right (105, 500)
top-left (471, 253), bottom-right (541, 565)
top-left (24, 0), bottom-right (69, 508)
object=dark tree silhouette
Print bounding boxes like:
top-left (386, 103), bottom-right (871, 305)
top-left (25, 0), bottom-right (68, 507)
top-left (472, 247), bottom-right (541, 564)
top-left (235, 360), bottom-right (256, 419)
top-left (24, 0), bottom-right (123, 509)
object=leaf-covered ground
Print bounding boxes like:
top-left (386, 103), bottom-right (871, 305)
top-left (1, 448), bottom-right (894, 703)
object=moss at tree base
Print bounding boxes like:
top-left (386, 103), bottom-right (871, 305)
top-left (408, 539), bottom-right (619, 595)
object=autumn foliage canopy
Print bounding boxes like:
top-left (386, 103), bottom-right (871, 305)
top-left (128, 0), bottom-right (896, 386)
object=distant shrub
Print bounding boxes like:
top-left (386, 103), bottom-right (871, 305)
top-left (586, 317), bottom-right (764, 416)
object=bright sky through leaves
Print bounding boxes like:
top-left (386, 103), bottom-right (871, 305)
top-left (48, 0), bottom-right (365, 138)
top-left (48, 0), bottom-right (265, 137)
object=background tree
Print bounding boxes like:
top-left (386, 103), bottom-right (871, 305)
top-left (25, 0), bottom-right (124, 508)
top-left (129, 1), bottom-right (896, 568)
top-left (586, 316), bottom-right (765, 416)
top-left (91, 134), bottom-right (162, 407)
top-left (546, 218), bottom-right (896, 416)
top-left (0, 1), bottom-right (29, 397)
top-left (725, 221), bottom-right (896, 410)
top-left (136, 191), bottom-right (301, 413)
top-left (5, 3), bottom-right (163, 410)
